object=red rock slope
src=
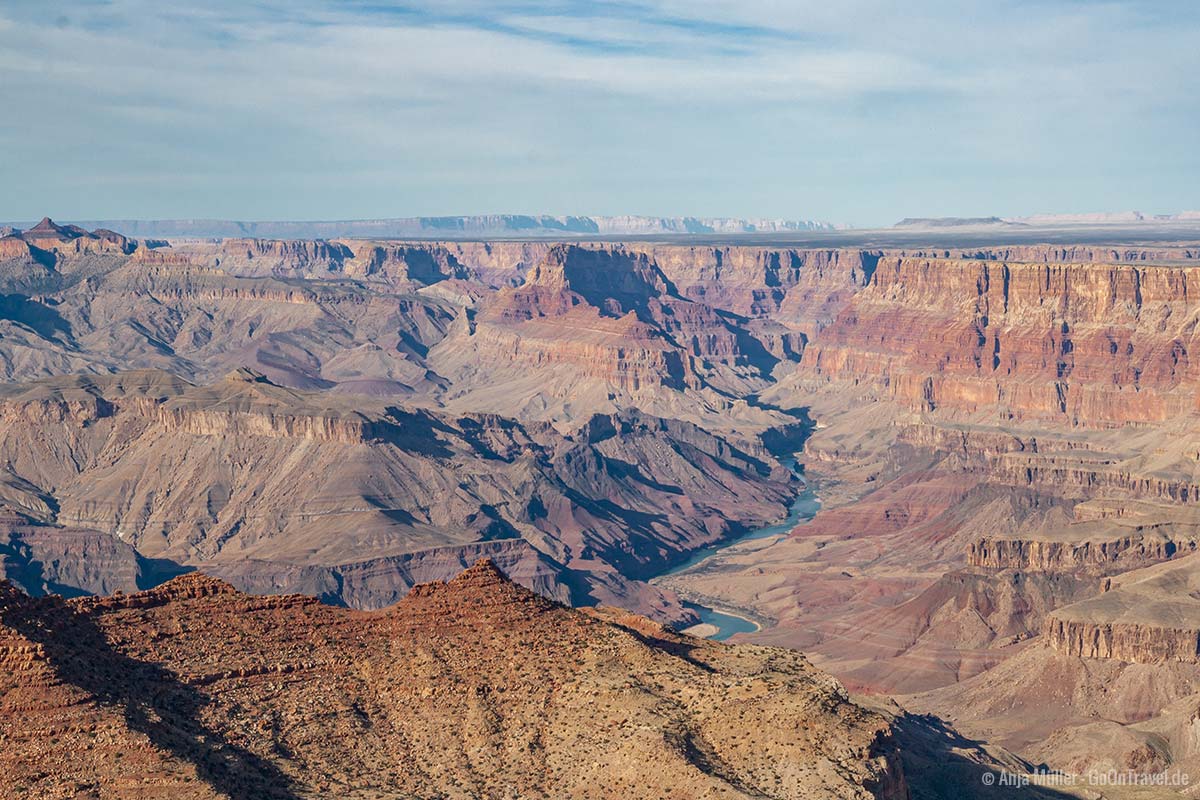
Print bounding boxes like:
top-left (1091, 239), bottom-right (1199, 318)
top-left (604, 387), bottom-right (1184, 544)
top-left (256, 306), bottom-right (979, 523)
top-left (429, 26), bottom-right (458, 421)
top-left (0, 560), bottom-right (906, 799)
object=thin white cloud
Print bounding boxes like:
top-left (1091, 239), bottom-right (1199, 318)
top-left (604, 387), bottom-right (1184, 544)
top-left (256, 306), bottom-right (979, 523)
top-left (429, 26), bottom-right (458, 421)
top-left (0, 0), bottom-right (1196, 223)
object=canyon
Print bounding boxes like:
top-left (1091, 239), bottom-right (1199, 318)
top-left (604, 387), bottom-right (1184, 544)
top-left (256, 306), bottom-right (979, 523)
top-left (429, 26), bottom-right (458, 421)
top-left (6, 216), bottom-right (1200, 795)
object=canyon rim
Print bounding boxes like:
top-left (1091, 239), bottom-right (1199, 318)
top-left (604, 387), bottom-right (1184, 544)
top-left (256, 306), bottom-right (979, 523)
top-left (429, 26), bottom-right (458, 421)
top-left (4, 1), bottom-right (1200, 797)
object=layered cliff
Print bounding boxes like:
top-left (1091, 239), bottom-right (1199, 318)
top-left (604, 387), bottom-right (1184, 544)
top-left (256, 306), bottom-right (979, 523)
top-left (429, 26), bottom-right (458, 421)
top-left (1043, 616), bottom-right (1200, 663)
top-left (430, 244), bottom-right (804, 408)
top-left (799, 255), bottom-right (1200, 424)
top-left (968, 532), bottom-right (1192, 573)
top-left (1040, 554), bottom-right (1200, 665)
top-left (629, 245), bottom-right (879, 334)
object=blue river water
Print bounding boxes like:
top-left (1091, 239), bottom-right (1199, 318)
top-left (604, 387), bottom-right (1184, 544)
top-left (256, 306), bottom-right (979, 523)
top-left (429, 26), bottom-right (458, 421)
top-left (686, 604), bottom-right (760, 640)
top-left (658, 459), bottom-right (821, 641)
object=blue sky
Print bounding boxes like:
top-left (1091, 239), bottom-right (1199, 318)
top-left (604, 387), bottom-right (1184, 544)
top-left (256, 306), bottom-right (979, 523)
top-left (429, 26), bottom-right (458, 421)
top-left (1, 0), bottom-right (1196, 226)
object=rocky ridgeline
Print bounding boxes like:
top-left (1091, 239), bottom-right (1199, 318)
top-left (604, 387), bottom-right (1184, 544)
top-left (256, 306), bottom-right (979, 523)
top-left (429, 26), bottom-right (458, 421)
top-left (2, 217), bottom-right (137, 260)
top-left (205, 538), bottom-right (572, 609)
top-left (0, 560), bottom-right (907, 799)
top-left (77, 571), bottom-right (247, 609)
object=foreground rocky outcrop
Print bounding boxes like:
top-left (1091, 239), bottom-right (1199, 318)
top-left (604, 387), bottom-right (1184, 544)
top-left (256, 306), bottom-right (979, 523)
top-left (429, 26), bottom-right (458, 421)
top-left (0, 560), bottom-right (906, 799)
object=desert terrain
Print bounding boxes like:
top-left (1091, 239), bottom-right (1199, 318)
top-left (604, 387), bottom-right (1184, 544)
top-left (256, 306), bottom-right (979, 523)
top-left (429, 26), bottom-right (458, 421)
top-left (5, 215), bottom-right (1200, 796)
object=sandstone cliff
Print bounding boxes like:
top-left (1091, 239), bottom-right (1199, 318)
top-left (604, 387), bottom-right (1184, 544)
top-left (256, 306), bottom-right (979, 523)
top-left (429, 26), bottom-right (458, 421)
top-left (1041, 554), bottom-right (1200, 665)
top-left (799, 255), bottom-right (1200, 424)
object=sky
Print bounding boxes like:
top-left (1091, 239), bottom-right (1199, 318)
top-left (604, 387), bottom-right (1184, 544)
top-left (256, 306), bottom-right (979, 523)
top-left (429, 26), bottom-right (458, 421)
top-left (0, 1), bottom-right (1197, 227)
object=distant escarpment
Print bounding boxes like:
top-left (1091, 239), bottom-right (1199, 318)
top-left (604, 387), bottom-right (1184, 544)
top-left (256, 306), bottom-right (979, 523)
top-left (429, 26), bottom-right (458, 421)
top-left (799, 255), bottom-right (1200, 424)
top-left (36, 213), bottom-right (837, 239)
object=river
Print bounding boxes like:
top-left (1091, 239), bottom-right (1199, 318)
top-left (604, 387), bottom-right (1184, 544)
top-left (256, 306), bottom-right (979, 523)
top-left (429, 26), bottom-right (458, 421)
top-left (655, 458), bottom-right (822, 640)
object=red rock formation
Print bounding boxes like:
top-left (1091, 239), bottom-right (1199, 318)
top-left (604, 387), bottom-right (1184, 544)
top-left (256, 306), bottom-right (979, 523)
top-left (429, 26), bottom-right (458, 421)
top-left (17, 217), bottom-right (135, 256)
top-left (1044, 616), bottom-right (1200, 663)
top-left (969, 534), bottom-right (1190, 573)
top-left (0, 561), bottom-right (908, 799)
top-left (800, 256), bottom-right (1200, 424)
top-left (632, 245), bottom-right (879, 333)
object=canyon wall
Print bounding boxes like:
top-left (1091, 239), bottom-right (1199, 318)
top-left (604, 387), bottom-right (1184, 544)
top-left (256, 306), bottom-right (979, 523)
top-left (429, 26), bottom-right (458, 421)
top-left (0, 368), bottom-right (796, 624)
top-left (800, 256), bottom-right (1200, 424)
top-left (1044, 616), bottom-right (1200, 663)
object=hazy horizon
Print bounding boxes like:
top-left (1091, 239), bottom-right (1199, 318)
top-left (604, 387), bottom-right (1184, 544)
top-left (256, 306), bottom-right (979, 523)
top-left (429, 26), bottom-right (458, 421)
top-left (7, 210), bottom-right (1200, 231)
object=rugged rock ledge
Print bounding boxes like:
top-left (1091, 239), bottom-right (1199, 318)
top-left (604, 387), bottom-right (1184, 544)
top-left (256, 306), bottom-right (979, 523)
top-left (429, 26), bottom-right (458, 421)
top-left (1044, 616), bottom-right (1200, 663)
top-left (0, 560), bottom-right (908, 799)
top-left (969, 535), bottom-right (1190, 573)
